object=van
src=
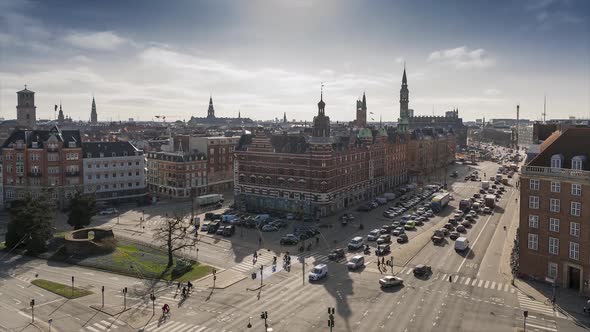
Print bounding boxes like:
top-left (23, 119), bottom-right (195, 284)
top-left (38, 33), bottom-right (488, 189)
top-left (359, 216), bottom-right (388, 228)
top-left (455, 237), bottom-right (470, 252)
top-left (346, 255), bottom-right (365, 270)
top-left (347, 236), bottom-right (364, 250)
top-left (308, 264), bottom-right (328, 281)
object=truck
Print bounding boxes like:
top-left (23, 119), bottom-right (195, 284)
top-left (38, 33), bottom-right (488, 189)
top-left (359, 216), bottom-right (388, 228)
top-left (197, 194), bottom-right (224, 206)
top-left (459, 199), bottom-right (472, 212)
top-left (484, 194), bottom-right (496, 208)
top-left (481, 181), bottom-right (490, 190)
top-left (455, 237), bottom-right (470, 252)
top-left (430, 192), bottom-right (450, 213)
top-left (383, 192), bottom-right (397, 201)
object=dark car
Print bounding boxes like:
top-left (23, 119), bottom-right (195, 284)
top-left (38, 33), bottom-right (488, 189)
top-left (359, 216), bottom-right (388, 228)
top-left (397, 233), bottom-right (409, 243)
top-left (413, 265), bottom-right (432, 277)
top-left (207, 222), bottom-right (220, 234)
top-left (456, 225), bottom-right (466, 233)
top-left (280, 234), bottom-right (299, 245)
top-left (380, 225), bottom-right (394, 234)
top-left (444, 223), bottom-right (455, 231)
top-left (223, 225), bottom-right (236, 237)
top-left (244, 219), bottom-right (257, 228)
top-left (376, 244), bottom-right (391, 255)
top-left (328, 248), bottom-right (346, 260)
top-left (449, 231), bottom-right (460, 240)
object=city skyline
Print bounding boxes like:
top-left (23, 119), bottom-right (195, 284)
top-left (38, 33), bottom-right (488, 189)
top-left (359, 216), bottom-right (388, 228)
top-left (1, 0), bottom-right (589, 122)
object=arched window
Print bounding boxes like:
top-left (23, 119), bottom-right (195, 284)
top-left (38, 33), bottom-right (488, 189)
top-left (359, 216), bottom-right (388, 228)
top-left (572, 156), bottom-right (586, 170)
top-left (550, 154), bottom-right (563, 169)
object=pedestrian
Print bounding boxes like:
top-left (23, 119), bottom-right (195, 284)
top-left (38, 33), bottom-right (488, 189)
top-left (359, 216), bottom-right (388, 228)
top-left (177, 281), bottom-right (181, 290)
top-left (377, 260), bottom-right (381, 269)
top-left (448, 275), bottom-right (452, 283)
top-left (381, 257), bottom-right (385, 266)
top-left (258, 236), bottom-right (262, 246)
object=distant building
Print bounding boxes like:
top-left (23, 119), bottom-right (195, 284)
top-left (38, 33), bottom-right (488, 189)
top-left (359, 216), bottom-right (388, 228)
top-left (91, 97), bottom-right (98, 123)
top-left (146, 151), bottom-right (208, 199)
top-left (353, 93), bottom-right (367, 127)
top-left (396, 69), bottom-right (467, 147)
top-left (16, 86), bottom-right (37, 129)
top-left (519, 128), bottom-right (590, 294)
top-left (1, 126), bottom-right (83, 208)
top-left (82, 141), bottom-right (147, 203)
top-left (188, 96), bottom-right (254, 126)
top-left (406, 127), bottom-right (456, 185)
top-left (186, 136), bottom-right (240, 193)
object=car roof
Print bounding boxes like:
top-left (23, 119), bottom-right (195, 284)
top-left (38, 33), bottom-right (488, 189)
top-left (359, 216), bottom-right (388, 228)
top-left (314, 264), bottom-right (327, 269)
top-left (352, 255), bottom-right (363, 259)
top-left (352, 236), bottom-right (363, 241)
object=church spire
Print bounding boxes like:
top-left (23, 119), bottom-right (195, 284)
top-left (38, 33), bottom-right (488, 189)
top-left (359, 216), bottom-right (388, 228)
top-left (207, 95), bottom-right (215, 119)
top-left (402, 63), bottom-right (407, 85)
top-left (317, 83), bottom-right (325, 115)
top-left (90, 96), bottom-right (98, 123)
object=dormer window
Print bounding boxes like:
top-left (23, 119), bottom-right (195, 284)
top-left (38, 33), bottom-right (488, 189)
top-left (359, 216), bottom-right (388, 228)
top-left (112, 152), bottom-right (117, 157)
top-left (68, 141), bottom-right (76, 148)
top-left (87, 153), bottom-right (92, 158)
top-left (550, 154), bottom-right (563, 169)
top-left (99, 152), bottom-right (104, 158)
top-left (572, 156), bottom-right (585, 170)
top-left (32, 142), bottom-right (38, 148)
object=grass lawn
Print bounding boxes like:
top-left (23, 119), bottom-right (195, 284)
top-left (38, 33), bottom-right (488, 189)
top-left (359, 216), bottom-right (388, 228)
top-left (0, 242), bottom-right (5, 250)
top-left (51, 241), bottom-right (212, 282)
top-left (31, 279), bottom-right (93, 299)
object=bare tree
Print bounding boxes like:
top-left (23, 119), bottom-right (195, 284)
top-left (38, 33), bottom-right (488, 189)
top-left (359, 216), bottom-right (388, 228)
top-left (153, 213), bottom-right (196, 268)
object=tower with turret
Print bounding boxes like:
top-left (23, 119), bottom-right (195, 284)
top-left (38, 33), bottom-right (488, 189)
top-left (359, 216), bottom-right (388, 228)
top-left (312, 86), bottom-right (330, 138)
top-left (356, 92), bottom-right (367, 127)
top-left (207, 96), bottom-right (215, 119)
top-left (16, 85), bottom-right (36, 128)
top-left (398, 66), bottom-right (410, 132)
top-left (91, 97), bottom-right (97, 123)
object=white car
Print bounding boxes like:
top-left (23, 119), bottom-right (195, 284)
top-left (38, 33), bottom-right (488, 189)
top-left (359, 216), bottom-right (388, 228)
top-left (367, 229), bottom-right (381, 241)
top-left (309, 264), bottom-right (328, 281)
top-left (379, 275), bottom-right (404, 288)
top-left (99, 208), bottom-right (118, 215)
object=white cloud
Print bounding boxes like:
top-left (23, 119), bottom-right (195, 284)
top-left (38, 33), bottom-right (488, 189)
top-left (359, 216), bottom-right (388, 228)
top-left (395, 57), bottom-right (404, 64)
top-left (427, 46), bottom-right (495, 69)
top-left (484, 88), bottom-right (501, 96)
top-left (63, 31), bottom-right (128, 50)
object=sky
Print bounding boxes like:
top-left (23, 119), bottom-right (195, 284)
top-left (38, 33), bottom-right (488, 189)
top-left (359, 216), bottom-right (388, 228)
top-left (0, 0), bottom-right (589, 123)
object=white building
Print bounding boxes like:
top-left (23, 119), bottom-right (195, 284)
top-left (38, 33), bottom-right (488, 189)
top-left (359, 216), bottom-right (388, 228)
top-left (82, 142), bottom-right (147, 203)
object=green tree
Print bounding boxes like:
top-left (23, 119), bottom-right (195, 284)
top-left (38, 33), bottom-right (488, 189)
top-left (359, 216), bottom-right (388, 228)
top-left (67, 191), bottom-right (97, 230)
top-left (5, 192), bottom-right (55, 254)
top-left (153, 213), bottom-right (197, 268)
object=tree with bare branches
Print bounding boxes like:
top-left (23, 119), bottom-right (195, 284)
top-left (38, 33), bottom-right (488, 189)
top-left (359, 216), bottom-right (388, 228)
top-left (153, 213), bottom-right (197, 268)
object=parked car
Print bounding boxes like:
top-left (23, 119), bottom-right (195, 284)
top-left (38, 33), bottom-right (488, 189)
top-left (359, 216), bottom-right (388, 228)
top-left (328, 248), bottom-right (345, 260)
top-left (280, 234), bottom-right (299, 245)
top-left (461, 220), bottom-right (471, 228)
top-left (207, 222), bottom-right (220, 234)
top-left (392, 227), bottom-right (405, 236)
top-left (376, 244), bottom-right (391, 255)
top-left (413, 265), bottom-right (432, 277)
top-left (404, 221), bottom-right (416, 230)
top-left (261, 224), bottom-right (278, 232)
top-left (222, 225), bottom-right (235, 237)
top-left (449, 231), bottom-right (460, 240)
top-left (483, 207), bottom-right (492, 214)
top-left (377, 234), bottom-right (391, 244)
top-left (379, 276), bottom-right (404, 288)
top-left (456, 225), bottom-right (466, 233)
top-left (367, 229), bottom-right (381, 241)
top-left (99, 208), bottom-right (118, 215)
top-left (397, 233), bottom-right (409, 243)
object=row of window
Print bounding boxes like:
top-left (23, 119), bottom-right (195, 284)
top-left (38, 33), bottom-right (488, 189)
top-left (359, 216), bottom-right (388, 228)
top-left (528, 234), bottom-right (579, 260)
top-left (86, 182), bottom-right (144, 191)
top-left (87, 161), bottom-right (143, 168)
top-left (528, 196), bottom-right (581, 216)
top-left (550, 154), bottom-right (585, 170)
top-left (529, 179), bottom-right (582, 196)
top-left (87, 171), bottom-right (143, 180)
top-left (528, 215), bottom-right (581, 236)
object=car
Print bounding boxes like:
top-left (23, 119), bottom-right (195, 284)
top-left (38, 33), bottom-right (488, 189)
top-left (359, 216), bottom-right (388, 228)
top-left (280, 234), bottom-right (299, 245)
top-left (286, 213), bottom-right (294, 220)
top-left (469, 211), bottom-right (478, 218)
top-left (449, 231), bottom-right (460, 240)
top-left (328, 248), bottom-right (346, 260)
top-left (413, 265), bottom-right (432, 277)
top-left (391, 221), bottom-right (401, 228)
top-left (208, 222), bottom-right (220, 234)
top-left (308, 264), bottom-right (328, 281)
top-left (379, 275), bottom-right (404, 288)
top-left (479, 188), bottom-right (486, 194)
top-left (444, 223), bottom-right (455, 230)
top-left (377, 234), bottom-right (391, 244)
top-left (376, 244), bottom-right (391, 255)
top-left (367, 229), bottom-right (381, 241)
top-left (348, 236), bottom-right (364, 250)
top-left (380, 225), bottom-right (394, 234)
top-left (99, 208), bottom-right (118, 215)
top-left (347, 255), bottom-right (365, 270)
top-left (397, 233), bottom-right (409, 243)
top-left (383, 211), bottom-right (394, 218)
top-left (417, 207), bottom-right (425, 214)
top-left (261, 224), bottom-right (278, 232)
top-left (439, 228), bottom-right (449, 237)
top-left (483, 207), bottom-right (492, 214)
top-left (392, 227), bottom-right (405, 236)
top-left (456, 225), bottom-right (466, 233)
top-left (426, 211), bottom-right (434, 218)
top-left (222, 225), bottom-right (236, 237)
top-left (216, 226), bottom-right (225, 235)
top-left (461, 220), bottom-right (471, 228)
top-left (404, 221), bottom-right (416, 230)
top-left (465, 215), bottom-right (474, 222)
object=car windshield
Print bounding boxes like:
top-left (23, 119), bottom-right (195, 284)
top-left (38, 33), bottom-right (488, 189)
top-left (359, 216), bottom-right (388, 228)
top-left (312, 268), bottom-right (322, 274)
top-left (351, 257), bottom-right (360, 263)
top-left (370, 230), bottom-right (379, 235)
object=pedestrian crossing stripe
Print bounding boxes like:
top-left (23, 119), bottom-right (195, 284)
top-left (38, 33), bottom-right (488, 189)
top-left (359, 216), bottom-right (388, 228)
top-left (143, 319), bottom-right (232, 332)
top-left (81, 317), bottom-right (124, 332)
top-left (517, 292), bottom-right (556, 317)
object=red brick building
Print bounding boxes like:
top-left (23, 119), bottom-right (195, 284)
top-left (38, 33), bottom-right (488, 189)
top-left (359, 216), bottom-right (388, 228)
top-left (519, 128), bottom-right (590, 293)
top-left (1, 126), bottom-right (83, 208)
top-left (146, 151), bottom-right (208, 199)
top-left (406, 127), bottom-right (456, 185)
top-left (234, 96), bottom-right (408, 217)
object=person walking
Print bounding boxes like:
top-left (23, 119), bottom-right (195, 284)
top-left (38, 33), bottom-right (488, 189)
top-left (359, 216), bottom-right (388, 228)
top-left (449, 275), bottom-right (453, 283)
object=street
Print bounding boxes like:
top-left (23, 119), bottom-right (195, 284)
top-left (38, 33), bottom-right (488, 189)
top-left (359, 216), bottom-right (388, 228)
top-left (0, 161), bottom-right (584, 332)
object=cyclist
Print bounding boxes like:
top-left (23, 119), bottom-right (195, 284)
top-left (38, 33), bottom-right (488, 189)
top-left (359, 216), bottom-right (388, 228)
top-left (187, 281), bottom-right (193, 291)
top-left (162, 303), bottom-right (170, 316)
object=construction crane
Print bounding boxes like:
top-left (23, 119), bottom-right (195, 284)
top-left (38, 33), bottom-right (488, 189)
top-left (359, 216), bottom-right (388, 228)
top-left (154, 115), bottom-right (183, 123)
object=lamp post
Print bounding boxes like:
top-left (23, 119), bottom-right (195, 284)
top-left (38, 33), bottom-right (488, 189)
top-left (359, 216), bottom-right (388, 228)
top-left (260, 265), bottom-right (264, 288)
top-left (30, 299), bottom-right (35, 323)
top-left (101, 286), bottom-right (105, 307)
top-left (212, 269), bottom-right (217, 289)
top-left (71, 276), bottom-right (75, 297)
top-left (523, 310), bottom-right (528, 331)
top-left (150, 293), bottom-right (156, 315)
top-left (260, 311), bottom-right (268, 331)
top-left (123, 287), bottom-right (128, 310)
top-left (48, 318), bottom-right (53, 332)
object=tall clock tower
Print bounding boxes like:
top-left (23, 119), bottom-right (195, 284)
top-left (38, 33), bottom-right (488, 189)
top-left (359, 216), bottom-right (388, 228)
top-left (398, 67), bottom-right (410, 132)
top-left (16, 85), bottom-right (37, 129)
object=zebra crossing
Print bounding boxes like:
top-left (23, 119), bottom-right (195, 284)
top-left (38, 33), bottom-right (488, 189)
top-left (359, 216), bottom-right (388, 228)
top-left (517, 312), bottom-right (559, 332)
top-left (142, 319), bottom-right (231, 332)
top-left (516, 291), bottom-right (562, 318)
top-left (230, 251), bottom-right (334, 274)
top-left (397, 267), bottom-right (517, 294)
top-left (6, 272), bottom-right (34, 284)
top-left (80, 317), bottom-right (125, 332)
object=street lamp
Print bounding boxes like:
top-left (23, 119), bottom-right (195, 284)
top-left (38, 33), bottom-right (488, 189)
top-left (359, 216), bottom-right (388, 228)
top-left (101, 286), bottom-right (105, 307)
top-left (260, 265), bottom-right (264, 288)
top-left (212, 269), bottom-right (217, 289)
top-left (260, 311), bottom-right (268, 330)
top-left (122, 287), bottom-right (128, 309)
top-left (30, 299), bottom-right (35, 323)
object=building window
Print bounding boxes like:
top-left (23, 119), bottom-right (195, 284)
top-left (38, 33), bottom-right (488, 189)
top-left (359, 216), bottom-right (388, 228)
top-left (549, 218), bottom-right (560, 232)
top-left (572, 156), bottom-right (584, 170)
top-left (569, 242), bottom-right (579, 260)
top-left (529, 196), bottom-right (539, 209)
top-left (529, 179), bottom-right (540, 190)
top-left (550, 154), bottom-right (563, 168)
top-left (571, 183), bottom-right (581, 196)
top-left (548, 263), bottom-right (558, 279)
top-left (528, 215), bottom-right (539, 228)
top-left (528, 233), bottom-right (538, 250)
top-left (549, 198), bottom-right (560, 213)
top-left (571, 201), bottom-right (581, 216)
top-left (548, 237), bottom-right (559, 255)
top-left (570, 222), bottom-right (580, 237)
top-left (550, 181), bottom-right (561, 193)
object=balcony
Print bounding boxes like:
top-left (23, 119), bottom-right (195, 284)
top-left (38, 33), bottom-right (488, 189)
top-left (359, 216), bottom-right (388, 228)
top-left (65, 171), bottom-right (80, 177)
top-left (28, 172), bottom-right (42, 177)
top-left (521, 165), bottom-right (590, 184)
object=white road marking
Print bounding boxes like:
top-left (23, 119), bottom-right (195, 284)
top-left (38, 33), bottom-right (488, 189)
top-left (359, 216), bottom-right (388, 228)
top-left (491, 281), bottom-right (496, 289)
top-left (35, 292), bottom-right (44, 297)
top-left (504, 284), bottom-right (509, 292)
top-left (405, 269), bottom-right (412, 275)
top-left (478, 279), bottom-right (484, 287)
top-left (456, 213), bottom-right (495, 273)
top-left (484, 281), bottom-right (490, 289)
top-left (525, 323), bottom-right (557, 332)
top-left (471, 279), bottom-right (478, 286)
top-left (442, 273), bottom-right (447, 281)
top-left (497, 283), bottom-right (503, 291)
top-left (464, 277), bottom-right (471, 285)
